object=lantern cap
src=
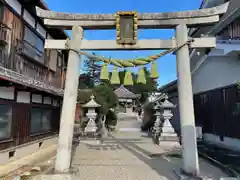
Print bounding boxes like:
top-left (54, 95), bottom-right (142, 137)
top-left (82, 95), bottom-right (101, 108)
top-left (159, 99), bottom-right (176, 109)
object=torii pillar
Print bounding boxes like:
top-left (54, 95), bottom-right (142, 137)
top-left (176, 24), bottom-right (199, 175)
top-left (55, 26), bottom-right (83, 173)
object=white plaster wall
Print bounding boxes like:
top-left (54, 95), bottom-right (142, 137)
top-left (214, 42), bottom-right (240, 55)
top-left (4, 0), bottom-right (22, 15)
top-left (32, 94), bottom-right (42, 103)
top-left (23, 9), bottom-right (35, 28)
top-left (0, 87), bottom-right (14, 100)
top-left (170, 43), bottom-right (240, 150)
top-left (192, 56), bottom-right (240, 94)
top-left (17, 91), bottom-right (30, 103)
top-left (204, 133), bottom-right (240, 152)
top-left (0, 136), bottom-right (58, 165)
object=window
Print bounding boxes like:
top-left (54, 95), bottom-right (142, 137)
top-left (0, 105), bottom-right (12, 140)
top-left (24, 26), bottom-right (44, 53)
top-left (30, 108), bottom-right (52, 134)
top-left (42, 110), bottom-right (51, 131)
top-left (36, 38), bottom-right (44, 55)
top-left (22, 26), bottom-right (44, 64)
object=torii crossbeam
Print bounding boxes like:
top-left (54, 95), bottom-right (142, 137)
top-left (36, 3), bottom-right (228, 29)
top-left (35, 2), bottom-right (230, 176)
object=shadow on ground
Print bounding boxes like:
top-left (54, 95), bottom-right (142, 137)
top-left (104, 134), bottom-right (179, 179)
top-left (105, 134), bottom-right (228, 179)
top-left (67, 129), bottom-right (229, 179)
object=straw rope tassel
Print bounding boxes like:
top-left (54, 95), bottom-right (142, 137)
top-left (137, 68), bottom-right (146, 84)
top-left (100, 63), bottom-right (109, 80)
top-left (124, 71), bottom-right (133, 86)
top-left (110, 67), bottom-right (120, 84)
top-left (150, 62), bottom-right (159, 79)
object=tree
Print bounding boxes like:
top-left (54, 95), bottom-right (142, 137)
top-left (82, 53), bottom-right (102, 86)
top-left (77, 83), bottom-right (118, 114)
top-left (93, 83), bottom-right (118, 114)
top-left (78, 73), bottom-right (94, 89)
top-left (77, 89), bottom-right (92, 104)
top-left (77, 83), bottom-right (119, 128)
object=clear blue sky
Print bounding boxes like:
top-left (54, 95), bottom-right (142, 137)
top-left (45, 0), bottom-right (202, 86)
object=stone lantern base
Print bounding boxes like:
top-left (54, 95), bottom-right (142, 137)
top-left (84, 118), bottom-right (97, 134)
top-left (159, 119), bottom-right (179, 142)
top-left (159, 119), bottom-right (180, 149)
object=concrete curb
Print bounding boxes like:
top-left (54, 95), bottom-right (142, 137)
top-left (198, 151), bottom-right (240, 178)
top-left (0, 145), bottom-right (57, 177)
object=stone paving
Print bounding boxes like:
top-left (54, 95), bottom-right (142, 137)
top-left (70, 134), bottom-right (171, 179)
top-left (30, 117), bottom-right (231, 180)
top-left (3, 116), bottom-right (235, 180)
top-left (65, 118), bottom-right (228, 180)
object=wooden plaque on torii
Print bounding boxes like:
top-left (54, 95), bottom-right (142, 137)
top-left (116, 11), bottom-right (138, 45)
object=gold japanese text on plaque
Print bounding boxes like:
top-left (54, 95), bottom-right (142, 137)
top-left (116, 11), bottom-right (138, 45)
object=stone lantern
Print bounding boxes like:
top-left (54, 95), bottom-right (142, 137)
top-left (152, 103), bottom-right (162, 145)
top-left (152, 95), bottom-right (178, 145)
top-left (158, 97), bottom-right (178, 142)
top-left (82, 95), bottom-right (101, 135)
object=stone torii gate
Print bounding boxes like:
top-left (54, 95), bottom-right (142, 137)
top-left (36, 2), bottom-right (229, 176)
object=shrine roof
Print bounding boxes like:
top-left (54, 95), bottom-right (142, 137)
top-left (189, 0), bottom-right (240, 38)
top-left (158, 80), bottom-right (177, 92)
top-left (114, 85), bottom-right (139, 99)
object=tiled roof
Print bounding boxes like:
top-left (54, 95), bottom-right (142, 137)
top-left (114, 85), bottom-right (138, 99)
top-left (158, 80), bottom-right (177, 92)
top-left (0, 66), bottom-right (63, 96)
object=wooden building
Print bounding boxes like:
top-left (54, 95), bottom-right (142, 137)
top-left (159, 0), bottom-right (240, 151)
top-left (114, 85), bottom-right (139, 114)
top-left (0, 0), bottom-right (68, 164)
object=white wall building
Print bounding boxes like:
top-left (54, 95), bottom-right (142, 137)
top-left (159, 0), bottom-right (240, 151)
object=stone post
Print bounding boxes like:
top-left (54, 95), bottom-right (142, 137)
top-left (152, 106), bottom-right (161, 145)
top-left (175, 24), bottom-right (199, 175)
top-left (55, 26), bottom-right (83, 173)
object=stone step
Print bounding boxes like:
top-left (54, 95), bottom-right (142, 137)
top-left (159, 135), bottom-right (179, 141)
top-left (118, 128), bottom-right (141, 132)
top-left (160, 132), bottom-right (178, 137)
